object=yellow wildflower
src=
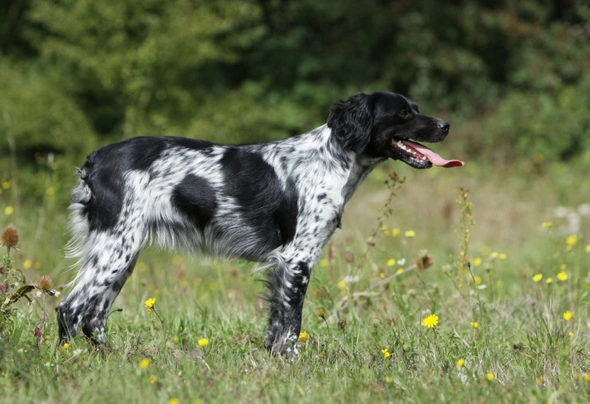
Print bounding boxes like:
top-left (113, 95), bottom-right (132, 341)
top-left (4, 206), bottom-right (14, 216)
top-left (486, 372), bottom-right (495, 381)
top-left (144, 297), bottom-right (156, 309)
top-left (584, 373), bottom-right (590, 382)
top-left (387, 258), bottom-right (396, 267)
top-left (62, 342), bottom-right (70, 350)
top-left (557, 272), bottom-right (568, 281)
top-left (299, 332), bottom-right (308, 342)
top-left (197, 338), bottom-right (209, 348)
top-left (422, 314), bottom-right (439, 329)
top-left (471, 322), bottom-right (479, 329)
top-left (139, 358), bottom-right (150, 369)
top-left (1, 181), bottom-right (10, 189)
top-left (168, 399), bottom-right (180, 404)
top-left (316, 308), bottom-right (325, 318)
top-left (546, 277), bottom-right (553, 285)
top-left (337, 279), bottom-right (348, 289)
top-left (532, 273), bottom-right (543, 282)
top-left (149, 375), bottom-right (157, 384)
top-left (566, 235), bottom-right (578, 246)
top-left (473, 257), bottom-right (482, 267)
top-left (586, 245), bottom-right (590, 253)
top-left (498, 253), bottom-right (507, 260)
top-left (563, 310), bottom-right (573, 321)
top-left (319, 259), bottom-right (328, 267)
top-left (456, 358), bottom-right (465, 368)
top-left (391, 228), bottom-right (400, 237)
top-left (381, 348), bottom-right (391, 359)
top-left (404, 230), bottom-right (416, 238)
top-left (541, 221), bottom-right (553, 228)
top-left (474, 276), bottom-right (483, 286)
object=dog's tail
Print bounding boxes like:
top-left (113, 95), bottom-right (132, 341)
top-left (64, 165), bottom-right (93, 271)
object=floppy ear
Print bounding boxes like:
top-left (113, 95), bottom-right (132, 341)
top-left (327, 93), bottom-right (373, 154)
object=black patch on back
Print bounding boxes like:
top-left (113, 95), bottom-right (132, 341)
top-left (171, 175), bottom-right (218, 231)
top-left (80, 136), bottom-right (217, 231)
top-left (220, 148), bottom-right (298, 254)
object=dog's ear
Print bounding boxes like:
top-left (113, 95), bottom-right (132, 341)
top-left (327, 93), bottom-right (373, 154)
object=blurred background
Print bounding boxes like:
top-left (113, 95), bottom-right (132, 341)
top-left (1, 0), bottom-right (589, 262)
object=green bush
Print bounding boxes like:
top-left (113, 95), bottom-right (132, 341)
top-left (480, 78), bottom-right (590, 163)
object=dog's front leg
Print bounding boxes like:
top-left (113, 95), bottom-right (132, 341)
top-left (264, 260), bottom-right (312, 355)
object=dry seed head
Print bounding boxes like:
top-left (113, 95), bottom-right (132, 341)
top-left (38, 276), bottom-right (53, 291)
top-left (1, 224), bottom-right (19, 250)
top-left (416, 250), bottom-right (433, 271)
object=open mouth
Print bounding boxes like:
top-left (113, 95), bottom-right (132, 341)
top-left (392, 139), bottom-right (464, 168)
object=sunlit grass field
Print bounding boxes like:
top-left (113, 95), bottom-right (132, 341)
top-left (1, 161), bottom-right (589, 403)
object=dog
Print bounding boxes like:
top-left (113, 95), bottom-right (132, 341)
top-left (56, 91), bottom-right (463, 354)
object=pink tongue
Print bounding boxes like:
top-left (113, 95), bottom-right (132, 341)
top-left (402, 140), bottom-right (465, 168)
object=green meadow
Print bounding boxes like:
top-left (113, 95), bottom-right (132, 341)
top-left (1, 158), bottom-right (589, 403)
top-left (2, 1), bottom-right (590, 402)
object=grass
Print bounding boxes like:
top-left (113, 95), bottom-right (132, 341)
top-left (1, 160), bottom-right (590, 403)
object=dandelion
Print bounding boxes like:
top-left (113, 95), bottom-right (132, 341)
top-left (387, 258), bottom-right (396, 267)
top-left (139, 358), bottom-right (150, 369)
top-left (563, 310), bottom-right (573, 321)
top-left (456, 358), bottom-right (465, 368)
top-left (546, 277), bottom-right (553, 285)
top-left (473, 257), bottom-right (482, 267)
top-left (586, 245), bottom-right (590, 253)
top-left (498, 253), bottom-right (507, 260)
top-left (404, 230), bottom-right (416, 238)
top-left (422, 314), bottom-right (439, 329)
top-left (471, 321), bottom-right (479, 329)
top-left (4, 206), bottom-right (14, 216)
top-left (566, 235), bottom-right (578, 251)
top-left (395, 268), bottom-right (404, 274)
top-left (319, 259), bottom-right (328, 268)
top-left (486, 372), bottom-right (495, 381)
top-left (62, 342), bottom-right (70, 350)
top-left (381, 348), bottom-right (391, 359)
top-left (474, 276), bottom-right (483, 286)
top-left (567, 332), bottom-right (573, 337)
top-left (557, 272), bottom-right (568, 281)
top-left (316, 308), bottom-right (325, 318)
top-left (391, 228), bottom-right (400, 237)
top-left (384, 376), bottom-right (394, 383)
top-left (197, 338), bottom-right (209, 348)
top-left (337, 279), bottom-right (348, 290)
top-left (584, 373), bottom-right (590, 382)
top-left (168, 399), bottom-right (180, 404)
top-left (541, 221), bottom-right (553, 228)
top-left (298, 332), bottom-right (308, 342)
top-left (532, 273), bottom-right (543, 282)
top-left (144, 297), bottom-right (156, 314)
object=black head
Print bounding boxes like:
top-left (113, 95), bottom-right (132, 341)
top-left (327, 92), bottom-right (452, 168)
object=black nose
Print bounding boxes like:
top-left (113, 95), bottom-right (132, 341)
top-left (437, 121), bottom-right (450, 132)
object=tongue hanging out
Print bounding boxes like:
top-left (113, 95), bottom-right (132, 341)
top-left (400, 140), bottom-right (465, 168)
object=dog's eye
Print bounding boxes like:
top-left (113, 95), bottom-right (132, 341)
top-left (398, 109), bottom-right (411, 119)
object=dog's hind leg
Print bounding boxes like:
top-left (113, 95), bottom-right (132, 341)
top-left (57, 210), bottom-right (147, 344)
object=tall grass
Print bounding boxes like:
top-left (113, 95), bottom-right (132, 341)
top-left (0, 160), bottom-right (589, 403)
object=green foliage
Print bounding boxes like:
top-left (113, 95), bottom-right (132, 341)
top-left (481, 77), bottom-right (590, 163)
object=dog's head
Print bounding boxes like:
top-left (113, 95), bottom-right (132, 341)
top-left (327, 92), bottom-right (463, 168)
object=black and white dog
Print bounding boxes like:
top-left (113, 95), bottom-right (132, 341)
top-left (57, 92), bottom-right (463, 354)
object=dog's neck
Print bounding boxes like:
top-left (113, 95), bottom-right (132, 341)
top-left (320, 125), bottom-right (385, 204)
